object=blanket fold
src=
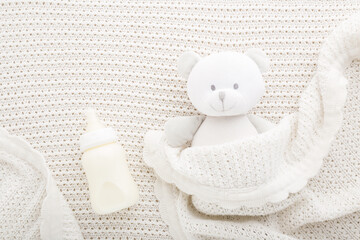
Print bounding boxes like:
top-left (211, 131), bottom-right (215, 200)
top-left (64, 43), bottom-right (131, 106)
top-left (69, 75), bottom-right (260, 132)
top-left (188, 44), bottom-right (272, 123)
top-left (0, 128), bottom-right (83, 240)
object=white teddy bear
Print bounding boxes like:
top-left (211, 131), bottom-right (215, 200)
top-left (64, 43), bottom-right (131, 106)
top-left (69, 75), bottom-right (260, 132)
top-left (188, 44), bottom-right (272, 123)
top-left (165, 49), bottom-right (275, 147)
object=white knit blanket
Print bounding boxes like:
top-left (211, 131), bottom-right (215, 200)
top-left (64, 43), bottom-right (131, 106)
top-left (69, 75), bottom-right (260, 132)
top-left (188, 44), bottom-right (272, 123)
top-left (0, 128), bottom-right (83, 239)
top-left (143, 13), bottom-right (360, 239)
top-left (1, 1), bottom-right (360, 239)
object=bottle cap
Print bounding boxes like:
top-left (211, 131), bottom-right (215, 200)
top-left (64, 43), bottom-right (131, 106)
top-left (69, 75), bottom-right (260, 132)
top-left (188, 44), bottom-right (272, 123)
top-left (80, 128), bottom-right (118, 152)
top-left (80, 109), bottom-right (118, 152)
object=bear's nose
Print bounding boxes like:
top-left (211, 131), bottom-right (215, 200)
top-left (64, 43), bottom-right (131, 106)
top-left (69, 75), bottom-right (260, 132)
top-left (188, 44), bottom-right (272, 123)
top-left (219, 91), bottom-right (225, 101)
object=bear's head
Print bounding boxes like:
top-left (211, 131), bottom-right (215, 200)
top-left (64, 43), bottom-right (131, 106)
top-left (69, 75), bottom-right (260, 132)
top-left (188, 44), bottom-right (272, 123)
top-left (177, 49), bottom-right (269, 116)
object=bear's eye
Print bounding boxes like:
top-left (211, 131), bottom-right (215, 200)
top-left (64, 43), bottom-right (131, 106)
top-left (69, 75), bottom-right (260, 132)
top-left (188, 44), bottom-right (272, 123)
top-left (211, 85), bottom-right (216, 91)
top-left (233, 83), bottom-right (239, 90)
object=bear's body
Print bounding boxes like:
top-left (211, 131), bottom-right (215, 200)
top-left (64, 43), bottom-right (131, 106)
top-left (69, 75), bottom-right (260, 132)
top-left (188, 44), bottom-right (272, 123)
top-left (165, 49), bottom-right (272, 147)
top-left (191, 115), bottom-right (258, 147)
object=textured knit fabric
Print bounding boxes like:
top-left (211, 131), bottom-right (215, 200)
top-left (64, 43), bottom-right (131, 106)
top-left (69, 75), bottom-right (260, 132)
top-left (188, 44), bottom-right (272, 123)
top-left (0, 128), bottom-right (83, 239)
top-left (143, 13), bottom-right (360, 239)
top-left (0, 1), bottom-right (359, 239)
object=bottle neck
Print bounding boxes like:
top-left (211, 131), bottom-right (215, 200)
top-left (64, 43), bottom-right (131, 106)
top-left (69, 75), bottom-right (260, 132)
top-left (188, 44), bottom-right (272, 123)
top-left (80, 128), bottom-right (118, 152)
top-left (85, 141), bottom-right (117, 152)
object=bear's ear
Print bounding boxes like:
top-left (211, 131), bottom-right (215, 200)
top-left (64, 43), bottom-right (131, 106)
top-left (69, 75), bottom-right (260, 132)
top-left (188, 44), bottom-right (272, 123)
top-left (245, 48), bottom-right (270, 73)
top-left (177, 51), bottom-right (201, 79)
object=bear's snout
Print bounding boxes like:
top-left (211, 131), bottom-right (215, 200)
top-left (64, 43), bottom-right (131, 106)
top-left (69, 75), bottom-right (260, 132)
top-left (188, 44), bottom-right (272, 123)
top-left (207, 89), bottom-right (242, 114)
top-left (219, 91), bottom-right (225, 101)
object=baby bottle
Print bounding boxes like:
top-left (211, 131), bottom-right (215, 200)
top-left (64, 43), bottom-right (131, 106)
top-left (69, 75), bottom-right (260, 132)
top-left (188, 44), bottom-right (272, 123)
top-left (80, 109), bottom-right (139, 214)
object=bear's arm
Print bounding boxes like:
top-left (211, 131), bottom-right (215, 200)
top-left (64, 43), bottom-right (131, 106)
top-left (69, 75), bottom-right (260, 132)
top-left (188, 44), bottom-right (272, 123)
top-left (165, 115), bottom-right (205, 147)
top-left (248, 114), bottom-right (275, 134)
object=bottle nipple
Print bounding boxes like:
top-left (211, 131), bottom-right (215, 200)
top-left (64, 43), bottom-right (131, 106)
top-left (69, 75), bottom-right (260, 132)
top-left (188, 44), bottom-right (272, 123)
top-left (85, 108), bottom-right (105, 132)
top-left (80, 108), bottom-right (118, 152)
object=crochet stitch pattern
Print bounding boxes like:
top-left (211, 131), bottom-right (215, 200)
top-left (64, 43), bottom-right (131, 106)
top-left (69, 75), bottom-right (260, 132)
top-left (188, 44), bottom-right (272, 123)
top-left (1, 1), bottom-right (359, 239)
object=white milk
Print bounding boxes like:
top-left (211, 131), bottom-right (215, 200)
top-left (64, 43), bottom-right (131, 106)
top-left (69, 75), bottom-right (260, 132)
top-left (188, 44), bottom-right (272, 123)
top-left (80, 109), bottom-right (139, 215)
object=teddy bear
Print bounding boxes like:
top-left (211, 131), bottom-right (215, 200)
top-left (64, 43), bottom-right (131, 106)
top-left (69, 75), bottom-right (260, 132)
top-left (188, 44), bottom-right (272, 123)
top-left (165, 49), bottom-right (275, 147)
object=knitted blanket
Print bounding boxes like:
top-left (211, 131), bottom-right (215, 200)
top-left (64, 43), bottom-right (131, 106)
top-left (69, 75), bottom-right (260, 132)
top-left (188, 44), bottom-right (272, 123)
top-left (0, 128), bottom-right (83, 239)
top-left (1, 1), bottom-right (360, 239)
top-left (143, 13), bottom-right (360, 239)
